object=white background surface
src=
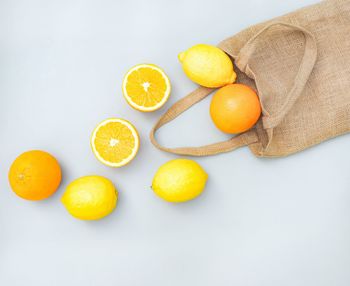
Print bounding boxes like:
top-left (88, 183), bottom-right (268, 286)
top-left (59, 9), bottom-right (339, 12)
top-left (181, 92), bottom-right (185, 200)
top-left (1, 0), bottom-right (350, 285)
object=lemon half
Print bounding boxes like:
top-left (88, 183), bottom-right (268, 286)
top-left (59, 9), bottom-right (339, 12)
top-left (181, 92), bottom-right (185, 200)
top-left (122, 64), bottom-right (171, 112)
top-left (91, 118), bottom-right (140, 168)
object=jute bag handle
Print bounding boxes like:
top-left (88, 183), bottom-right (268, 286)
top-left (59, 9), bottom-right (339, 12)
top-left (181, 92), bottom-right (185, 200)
top-left (231, 22), bottom-right (318, 130)
top-left (150, 22), bottom-right (318, 156)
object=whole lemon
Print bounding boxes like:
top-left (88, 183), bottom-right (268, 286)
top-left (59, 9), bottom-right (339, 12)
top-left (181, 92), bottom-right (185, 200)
top-left (61, 175), bottom-right (118, 220)
top-left (178, 44), bottom-right (236, 88)
top-left (152, 159), bottom-right (208, 203)
top-left (8, 150), bottom-right (61, 201)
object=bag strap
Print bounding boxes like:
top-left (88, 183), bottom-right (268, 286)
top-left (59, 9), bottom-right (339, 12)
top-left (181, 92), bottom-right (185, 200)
top-left (150, 22), bottom-right (317, 156)
top-left (233, 22), bottom-right (318, 129)
top-left (149, 86), bottom-right (258, 156)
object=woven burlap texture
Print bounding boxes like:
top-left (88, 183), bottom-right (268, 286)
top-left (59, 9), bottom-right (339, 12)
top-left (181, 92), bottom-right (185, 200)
top-left (150, 0), bottom-right (350, 157)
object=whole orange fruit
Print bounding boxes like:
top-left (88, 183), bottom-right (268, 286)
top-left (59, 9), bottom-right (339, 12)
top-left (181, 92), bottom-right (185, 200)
top-left (8, 150), bottom-right (62, 200)
top-left (210, 84), bottom-right (261, 134)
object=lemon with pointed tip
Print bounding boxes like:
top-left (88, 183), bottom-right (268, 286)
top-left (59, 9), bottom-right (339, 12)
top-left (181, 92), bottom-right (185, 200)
top-left (152, 159), bottom-right (208, 203)
top-left (61, 175), bottom-right (118, 220)
top-left (178, 44), bottom-right (237, 88)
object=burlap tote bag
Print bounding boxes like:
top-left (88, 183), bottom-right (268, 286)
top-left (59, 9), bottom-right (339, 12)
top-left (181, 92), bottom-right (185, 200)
top-left (150, 0), bottom-right (350, 157)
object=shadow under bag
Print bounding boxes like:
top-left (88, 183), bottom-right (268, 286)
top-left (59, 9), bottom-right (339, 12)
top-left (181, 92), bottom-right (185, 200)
top-left (150, 0), bottom-right (350, 157)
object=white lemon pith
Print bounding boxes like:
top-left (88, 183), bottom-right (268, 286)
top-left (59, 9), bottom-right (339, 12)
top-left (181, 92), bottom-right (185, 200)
top-left (152, 159), bottom-right (208, 203)
top-left (61, 175), bottom-right (118, 220)
top-left (178, 44), bottom-right (236, 88)
top-left (122, 64), bottom-right (171, 112)
top-left (91, 118), bottom-right (140, 168)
